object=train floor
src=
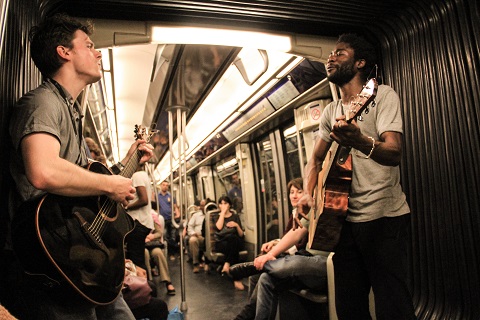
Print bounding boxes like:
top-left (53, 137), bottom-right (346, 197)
top-left (153, 254), bottom-right (249, 320)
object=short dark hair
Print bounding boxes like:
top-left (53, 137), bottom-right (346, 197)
top-left (29, 13), bottom-right (94, 78)
top-left (218, 195), bottom-right (232, 206)
top-left (287, 178), bottom-right (303, 192)
top-left (337, 33), bottom-right (377, 81)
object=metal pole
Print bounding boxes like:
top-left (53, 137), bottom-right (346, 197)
top-left (166, 105), bottom-right (190, 312)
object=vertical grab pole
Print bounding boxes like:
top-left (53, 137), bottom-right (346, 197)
top-left (166, 105), bottom-right (190, 312)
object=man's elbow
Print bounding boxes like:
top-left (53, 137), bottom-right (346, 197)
top-left (27, 169), bottom-right (55, 191)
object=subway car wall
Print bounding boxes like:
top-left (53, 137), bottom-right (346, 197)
top-left (1, 0), bottom-right (479, 319)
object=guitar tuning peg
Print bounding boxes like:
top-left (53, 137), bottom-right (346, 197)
top-left (364, 107), bottom-right (370, 114)
top-left (358, 115), bottom-right (364, 121)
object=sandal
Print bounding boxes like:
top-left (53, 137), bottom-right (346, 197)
top-left (166, 282), bottom-right (176, 295)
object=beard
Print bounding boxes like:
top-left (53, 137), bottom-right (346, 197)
top-left (327, 61), bottom-right (356, 86)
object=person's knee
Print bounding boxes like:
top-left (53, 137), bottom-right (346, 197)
top-left (189, 236), bottom-right (198, 245)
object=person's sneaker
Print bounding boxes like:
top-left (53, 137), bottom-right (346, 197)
top-left (169, 255), bottom-right (176, 261)
top-left (193, 265), bottom-right (200, 273)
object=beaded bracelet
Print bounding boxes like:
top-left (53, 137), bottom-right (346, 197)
top-left (365, 136), bottom-right (376, 159)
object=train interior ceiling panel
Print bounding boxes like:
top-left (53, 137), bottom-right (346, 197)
top-left (1, 0), bottom-right (479, 319)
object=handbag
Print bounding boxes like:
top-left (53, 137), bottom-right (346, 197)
top-left (214, 227), bottom-right (237, 241)
top-left (145, 239), bottom-right (165, 250)
top-left (123, 274), bottom-right (152, 309)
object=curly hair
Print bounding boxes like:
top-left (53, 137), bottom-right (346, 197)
top-left (337, 33), bottom-right (377, 81)
top-left (29, 13), bottom-right (94, 78)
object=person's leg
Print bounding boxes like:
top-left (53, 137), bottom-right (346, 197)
top-left (333, 221), bottom-right (372, 320)
top-left (234, 274), bottom-right (261, 320)
top-left (151, 247), bottom-right (171, 283)
top-left (96, 294), bottom-right (135, 320)
top-left (265, 254), bottom-right (328, 292)
top-left (189, 236), bottom-right (201, 265)
top-left (255, 273), bottom-right (278, 320)
top-left (360, 215), bottom-right (416, 320)
top-left (164, 219), bottom-right (178, 258)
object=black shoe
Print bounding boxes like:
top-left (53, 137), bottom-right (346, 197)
top-left (229, 262), bottom-right (262, 280)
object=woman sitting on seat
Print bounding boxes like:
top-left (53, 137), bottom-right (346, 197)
top-left (214, 195), bottom-right (245, 290)
top-left (145, 209), bottom-right (176, 295)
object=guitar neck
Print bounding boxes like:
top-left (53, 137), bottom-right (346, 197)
top-left (119, 149), bottom-right (143, 179)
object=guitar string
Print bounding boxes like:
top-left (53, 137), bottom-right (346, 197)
top-left (88, 150), bottom-right (142, 237)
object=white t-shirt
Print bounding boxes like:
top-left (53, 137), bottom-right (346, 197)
top-left (128, 171), bottom-right (154, 229)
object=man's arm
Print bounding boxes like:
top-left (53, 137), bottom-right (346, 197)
top-left (22, 133), bottom-right (136, 206)
top-left (253, 226), bottom-right (308, 270)
top-left (332, 118), bottom-right (402, 166)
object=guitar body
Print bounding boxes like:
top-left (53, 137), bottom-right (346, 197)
top-left (309, 146), bottom-right (352, 251)
top-left (12, 161), bottom-right (134, 305)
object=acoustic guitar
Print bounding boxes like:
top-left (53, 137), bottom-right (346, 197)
top-left (12, 125), bottom-right (154, 305)
top-left (308, 78), bottom-right (378, 252)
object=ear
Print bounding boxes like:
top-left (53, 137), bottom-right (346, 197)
top-left (356, 59), bottom-right (366, 69)
top-left (56, 46), bottom-right (71, 61)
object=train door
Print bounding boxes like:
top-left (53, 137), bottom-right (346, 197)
top-left (253, 122), bottom-right (306, 247)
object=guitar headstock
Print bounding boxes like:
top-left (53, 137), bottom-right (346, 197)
top-left (345, 78), bottom-right (378, 123)
top-left (134, 124), bottom-right (157, 142)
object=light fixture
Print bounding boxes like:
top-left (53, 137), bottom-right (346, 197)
top-left (153, 46), bottom-right (299, 183)
top-left (151, 26), bottom-right (292, 52)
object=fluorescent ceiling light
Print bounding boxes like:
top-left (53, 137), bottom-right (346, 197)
top-left (152, 48), bottom-right (299, 182)
top-left (151, 26), bottom-right (292, 52)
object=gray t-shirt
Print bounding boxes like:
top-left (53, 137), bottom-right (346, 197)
top-left (9, 79), bottom-right (88, 202)
top-left (318, 84), bottom-right (410, 222)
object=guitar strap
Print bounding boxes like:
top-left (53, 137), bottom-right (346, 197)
top-left (49, 78), bottom-right (88, 165)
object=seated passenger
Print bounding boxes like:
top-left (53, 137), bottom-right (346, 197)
top-left (233, 178), bottom-right (328, 320)
top-left (187, 199), bottom-right (207, 273)
top-left (123, 259), bottom-right (168, 320)
top-left (214, 195), bottom-right (245, 290)
top-left (145, 210), bottom-right (176, 295)
top-left (232, 178), bottom-right (309, 320)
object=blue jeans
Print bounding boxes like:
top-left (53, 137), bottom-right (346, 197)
top-left (255, 254), bottom-right (328, 320)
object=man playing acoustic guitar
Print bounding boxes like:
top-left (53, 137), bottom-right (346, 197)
top-left (9, 13), bottom-right (153, 319)
top-left (298, 33), bottom-right (416, 319)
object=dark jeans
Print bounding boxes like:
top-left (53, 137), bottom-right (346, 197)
top-left (164, 219), bottom-right (179, 256)
top-left (333, 215), bottom-right (416, 320)
top-left (125, 220), bottom-right (151, 270)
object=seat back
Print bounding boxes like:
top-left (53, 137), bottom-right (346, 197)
top-left (204, 208), bottom-right (221, 262)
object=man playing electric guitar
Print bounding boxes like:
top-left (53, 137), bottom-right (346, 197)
top-left (9, 13), bottom-right (153, 320)
top-left (298, 34), bottom-right (416, 320)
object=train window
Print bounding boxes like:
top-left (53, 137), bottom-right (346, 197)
top-left (282, 124), bottom-right (305, 183)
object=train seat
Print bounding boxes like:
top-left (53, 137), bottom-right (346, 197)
top-left (277, 252), bottom-right (376, 320)
top-left (204, 208), bottom-right (248, 265)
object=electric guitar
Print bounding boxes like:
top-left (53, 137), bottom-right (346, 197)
top-left (12, 125), bottom-right (154, 305)
top-left (308, 78), bottom-right (378, 252)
